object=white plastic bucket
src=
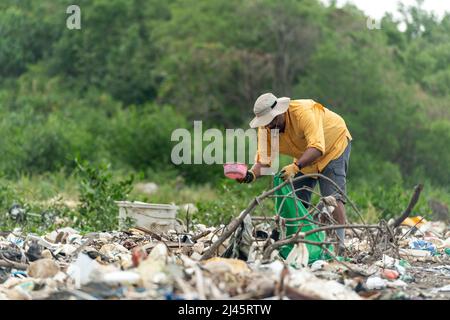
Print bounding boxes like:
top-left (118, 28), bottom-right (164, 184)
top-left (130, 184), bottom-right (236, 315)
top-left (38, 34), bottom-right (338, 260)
top-left (115, 201), bottom-right (179, 232)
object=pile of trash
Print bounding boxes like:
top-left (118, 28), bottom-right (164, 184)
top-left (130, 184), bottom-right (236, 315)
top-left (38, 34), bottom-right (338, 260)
top-left (0, 214), bottom-right (449, 300)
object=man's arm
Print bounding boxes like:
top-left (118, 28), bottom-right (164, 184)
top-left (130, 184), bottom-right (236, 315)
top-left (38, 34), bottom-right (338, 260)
top-left (249, 162), bottom-right (270, 179)
top-left (280, 147), bottom-right (322, 181)
top-left (295, 147), bottom-right (322, 169)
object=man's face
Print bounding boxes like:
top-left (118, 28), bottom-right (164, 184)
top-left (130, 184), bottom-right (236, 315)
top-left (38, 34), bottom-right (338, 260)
top-left (265, 114), bottom-right (285, 132)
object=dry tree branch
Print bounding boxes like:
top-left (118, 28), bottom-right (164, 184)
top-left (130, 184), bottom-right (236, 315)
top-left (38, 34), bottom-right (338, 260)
top-left (0, 259), bottom-right (28, 270)
top-left (262, 224), bottom-right (381, 261)
top-left (191, 230), bottom-right (212, 241)
top-left (392, 184), bottom-right (424, 229)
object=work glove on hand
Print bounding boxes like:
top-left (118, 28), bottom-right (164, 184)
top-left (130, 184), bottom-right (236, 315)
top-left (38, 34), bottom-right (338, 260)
top-left (237, 170), bottom-right (256, 184)
top-left (280, 163), bottom-right (300, 181)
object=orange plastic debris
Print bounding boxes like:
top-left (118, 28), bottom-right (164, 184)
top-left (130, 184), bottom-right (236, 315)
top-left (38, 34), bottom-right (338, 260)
top-left (381, 269), bottom-right (399, 280)
top-left (401, 216), bottom-right (427, 228)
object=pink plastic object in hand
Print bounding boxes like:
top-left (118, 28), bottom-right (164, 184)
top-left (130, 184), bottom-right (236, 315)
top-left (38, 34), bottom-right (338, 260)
top-left (223, 163), bottom-right (248, 180)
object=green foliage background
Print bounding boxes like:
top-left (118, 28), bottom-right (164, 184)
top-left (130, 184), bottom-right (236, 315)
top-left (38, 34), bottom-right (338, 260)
top-left (0, 0), bottom-right (449, 231)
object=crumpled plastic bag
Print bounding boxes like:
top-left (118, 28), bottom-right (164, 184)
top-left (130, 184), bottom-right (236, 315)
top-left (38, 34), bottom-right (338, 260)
top-left (222, 214), bottom-right (253, 260)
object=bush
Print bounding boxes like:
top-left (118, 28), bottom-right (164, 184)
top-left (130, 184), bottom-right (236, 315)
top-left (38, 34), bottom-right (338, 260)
top-left (348, 152), bottom-right (404, 187)
top-left (21, 115), bottom-right (77, 173)
top-left (348, 182), bottom-right (432, 222)
top-left (75, 159), bottom-right (134, 231)
top-left (415, 121), bottom-right (450, 186)
top-left (107, 104), bottom-right (184, 170)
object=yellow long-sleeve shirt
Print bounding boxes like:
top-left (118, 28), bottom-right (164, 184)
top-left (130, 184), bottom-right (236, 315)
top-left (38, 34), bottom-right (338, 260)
top-left (255, 99), bottom-right (352, 174)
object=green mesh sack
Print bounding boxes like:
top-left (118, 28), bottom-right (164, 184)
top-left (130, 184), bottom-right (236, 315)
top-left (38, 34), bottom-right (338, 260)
top-left (274, 174), bottom-right (333, 264)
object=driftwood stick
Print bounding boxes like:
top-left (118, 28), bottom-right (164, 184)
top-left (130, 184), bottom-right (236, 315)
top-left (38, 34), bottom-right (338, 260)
top-left (289, 180), bottom-right (299, 218)
top-left (392, 184), bottom-right (424, 229)
top-left (303, 224), bottom-right (381, 236)
top-left (0, 259), bottom-right (28, 270)
top-left (398, 216), bottom-right (426, 241)
top-left (251, 216), bottom-right (276, 221)
top-left (191, 230), bottom-right (212, 241)
top-left (134, 226), bottom-right (164, 241)
top-left (262, 224), bottom-right (381, 261)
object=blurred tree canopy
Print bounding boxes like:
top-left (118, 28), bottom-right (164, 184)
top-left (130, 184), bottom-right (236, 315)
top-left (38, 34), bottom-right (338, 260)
top-left (0, 0), bottom-right (449, 186)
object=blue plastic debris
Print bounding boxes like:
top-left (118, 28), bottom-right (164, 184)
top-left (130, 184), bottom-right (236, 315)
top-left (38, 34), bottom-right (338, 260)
top-left (409, 240), bottom-right (437, 254)
top-left (164, 292), bottom-right (185, 300)
top-left (11, 270), bottom-right (28, 278)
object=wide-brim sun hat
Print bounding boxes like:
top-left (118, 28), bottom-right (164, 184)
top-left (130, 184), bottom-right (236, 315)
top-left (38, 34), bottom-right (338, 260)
top-left (249, 93), bottom-right (291, 128)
